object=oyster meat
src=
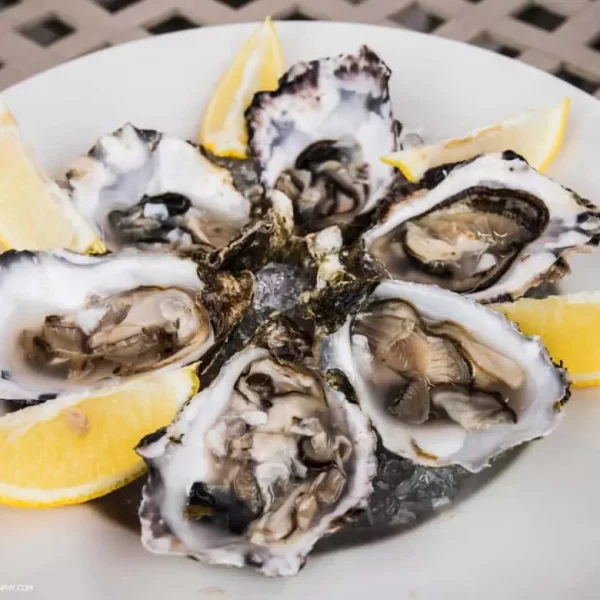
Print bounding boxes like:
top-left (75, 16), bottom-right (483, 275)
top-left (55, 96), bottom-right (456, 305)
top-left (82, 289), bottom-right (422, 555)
top-left (307, 278), bottom-right (569, 471)
top-left (360, 152), bottom-right (600, 301)
top-left (246, 45), bottom-right (400, 233)
top-left (137, 317), bottom-right (376, 576)
top-left (67, 124), bottom-right (253, 253)
top-left (0, 249), bottom-right (253, 401)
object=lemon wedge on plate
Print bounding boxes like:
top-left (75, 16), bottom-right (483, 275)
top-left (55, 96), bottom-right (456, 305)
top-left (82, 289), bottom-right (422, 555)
top-left (0, 367), bottom-right (198, 508)
top-left (199, 16), bottom-right (285, 158)
top-left (493, 292), bottom-right (600, 388)
top-left (0, 101), bottom-right (104, 253)
top-left (382, 98), bottom-right (570, 182)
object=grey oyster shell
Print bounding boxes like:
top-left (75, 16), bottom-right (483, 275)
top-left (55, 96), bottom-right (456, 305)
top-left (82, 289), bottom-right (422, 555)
top-left (136, 316), bottom-right (376, 577)
top-left (0, 249), bottom-right (253, 402)
top-left (246, 45), bottom-right (401, 236)
top-left (66, 124), bottom-right (294, 272)
top-left (302, 275), bottom-right (569, 471)
top-left (181, 189), bottom-right (295, 274)
top-left (357, 151), bottom-right (600, 302)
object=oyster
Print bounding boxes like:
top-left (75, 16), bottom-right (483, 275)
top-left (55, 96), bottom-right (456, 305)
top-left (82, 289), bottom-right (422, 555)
top-left (304, 278), bottom-right (569, 472)
top-left (246, 45), bottom-right (400, 234)
top-left (137, 317), bottom-right (376, 576)
top-left (66, 124), bottom-right (293, 269)
top-left (191, 189), bottom-right (294, 273)
top-left (0, 249), bottom-right (253, 402)
top-left (360, 152), bottom-right (600, 302)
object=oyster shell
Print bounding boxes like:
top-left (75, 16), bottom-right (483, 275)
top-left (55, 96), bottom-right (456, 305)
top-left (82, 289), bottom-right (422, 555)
top-left (190, 189), bottom-right (294, 273)
top-left (66, 124), bottom-right (294, 270)
top-left (246, 45), bottom-right (401, 234)
top-left (359, 152), bottom-right (600, 302)
top-left (137, 317), bottom-right (376, 576)
top-left (0, 249), bottom-right (253, 402)
top-left (304, 277), bottom-right (569, 472)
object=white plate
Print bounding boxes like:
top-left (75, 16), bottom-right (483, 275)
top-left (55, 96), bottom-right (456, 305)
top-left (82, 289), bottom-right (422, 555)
top-left (1, 22), bottom-right (600, 600)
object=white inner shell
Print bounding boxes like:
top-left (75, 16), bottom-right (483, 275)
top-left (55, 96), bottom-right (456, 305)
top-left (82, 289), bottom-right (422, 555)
top-left (0, 250), bottom-right (210, 400)
top-left (68, 124), bottom-right (251, 250)
top-left (138, 346), bottom-right (376, 577)
top-left (250, 54), bottom-right (397, 214)
top-left (362, 153), bottom-right (600, 301)
top-left (320, 280), bottom-right (567, 472)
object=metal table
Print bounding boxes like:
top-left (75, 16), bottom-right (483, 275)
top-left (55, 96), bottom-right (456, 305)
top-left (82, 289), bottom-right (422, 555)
top-left (0, 0), bottom-right (598, 97)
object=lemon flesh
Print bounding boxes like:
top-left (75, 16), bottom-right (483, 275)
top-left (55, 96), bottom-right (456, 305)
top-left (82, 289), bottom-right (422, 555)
top-left (493, 292), bottom-right (600, 388)
top-left (199, 17), bottom-right (285, 159)
top-left (382, 98), bottom-right (570, 182)
top-left (0, 367), bottom-right (198, 508)
top-left (0, 102), bottom-right (104, 253)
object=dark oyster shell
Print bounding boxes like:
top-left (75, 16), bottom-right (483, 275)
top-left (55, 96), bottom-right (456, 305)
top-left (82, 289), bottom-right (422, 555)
top-left (246, 45), bottom-right (401, 238)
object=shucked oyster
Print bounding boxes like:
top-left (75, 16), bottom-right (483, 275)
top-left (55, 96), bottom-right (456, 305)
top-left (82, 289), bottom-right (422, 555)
top-left (246, 45), bottom-right (400, 234)
top-left (137, 317), bottom-right (376, 576)
top-left (360, 152), bottom-right (600, 302)
top-left (0, 249), bottom-right (253, 402)
top-left (66, 124), bottom-right (293, 269)
top-left (67, 124), bottom-right (249, 251)
top-left (304, 278), bottom-right (569, 472)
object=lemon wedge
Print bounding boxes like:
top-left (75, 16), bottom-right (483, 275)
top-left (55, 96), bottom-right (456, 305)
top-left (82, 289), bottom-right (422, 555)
top-left (199, 16), bottom-right (285, 159)
top-left (382, 98), bottom-right (570, 182)
top-left (0, 102), bottom-right (104, 253)
top-left (0, 367), bottom-right (198, 508)
top-left (493, 292), bottom-right (600, 388)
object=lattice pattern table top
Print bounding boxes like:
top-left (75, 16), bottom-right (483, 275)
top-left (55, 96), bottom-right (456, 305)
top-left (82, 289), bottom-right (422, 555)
top-left (0, 0), bottom-right (599, 98)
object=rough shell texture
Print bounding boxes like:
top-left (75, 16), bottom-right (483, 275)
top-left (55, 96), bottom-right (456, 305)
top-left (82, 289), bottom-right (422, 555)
top-left (359, 152), bottom-right (600, 302)
top-left (0, 249), bottom-right (253, 401)
top-left (306, 277), bottom-right (569, 471)
top-left (66, 125), bottom-right (277, 266)
top-left (137, 316), bottom-right (377, 576)
top-left (246, 45), bottom-right (400, 233)
top-left (184, 190), bottom-right (295, 274)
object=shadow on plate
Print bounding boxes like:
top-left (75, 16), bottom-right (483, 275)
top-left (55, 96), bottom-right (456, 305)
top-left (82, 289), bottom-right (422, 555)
top-left (91, 477), bottom-right (145, 533)
top-left (91, 445), bottom-right (524, 555)
top-left (315, 445), bottom-right (523, 554)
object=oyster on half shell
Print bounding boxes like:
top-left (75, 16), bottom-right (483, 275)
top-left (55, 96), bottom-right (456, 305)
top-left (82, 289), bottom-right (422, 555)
top-left (67, 125), bottom-right (250, 251)
top-left (66, 125), bottom-right (294, 270)
top-left (0, 249), bottom-right (253, 402)
top-left (246, 45), bottom-right (401, 234)
top-left (359, 152), bottom-right (600, 302)
top-left (137, 317), bottom-right (376, 576)
top-left (304, 277), bottom-right (569, 472)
